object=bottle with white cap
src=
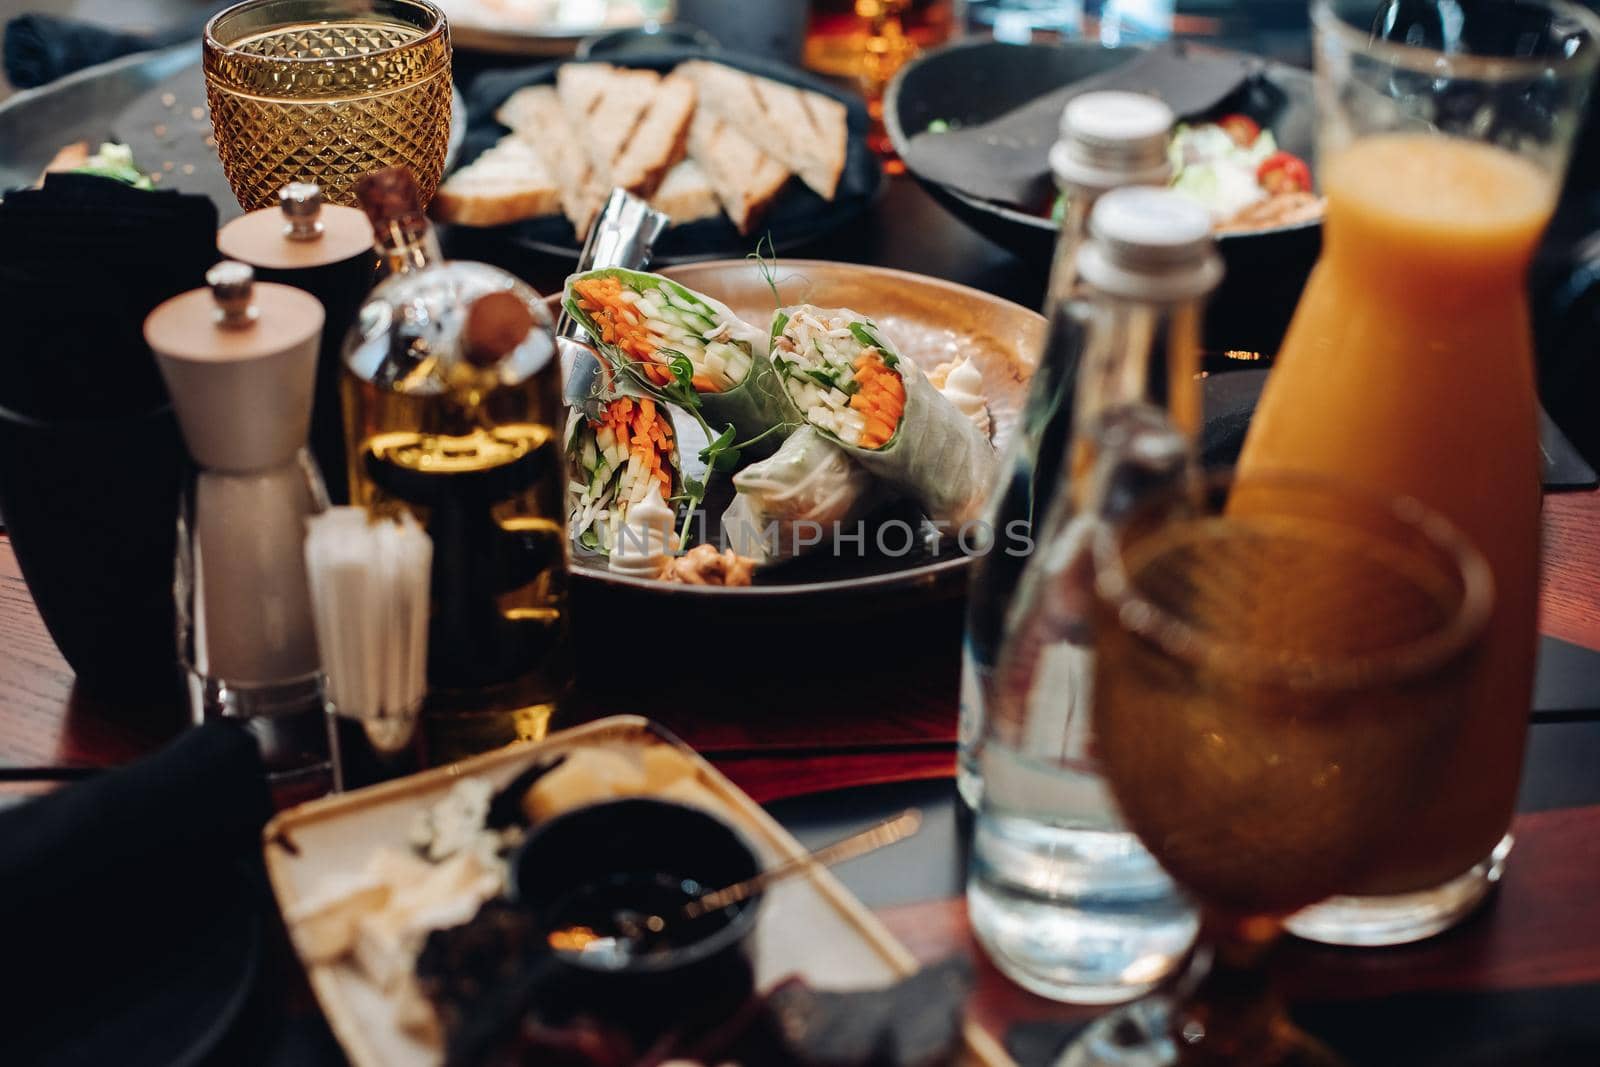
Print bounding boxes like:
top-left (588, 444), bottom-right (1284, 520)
top-left (958, 90), bottom-right (1176, 810)
top-left (966, 187), bottom-right (1222, 1005)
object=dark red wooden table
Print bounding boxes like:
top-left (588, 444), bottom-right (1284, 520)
top-left (4, 178), bottom-right (1600, 1064)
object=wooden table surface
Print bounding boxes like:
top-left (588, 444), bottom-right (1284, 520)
top-left (4, 177), bottom-right (1600, 1065)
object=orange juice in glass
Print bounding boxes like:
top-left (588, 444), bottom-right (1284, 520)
top-left (1237, 0), bottom-right (1600, 946)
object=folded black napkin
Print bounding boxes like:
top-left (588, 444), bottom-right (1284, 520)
top-left (0, 721), bottom-right (270, 918)
top-left (1, 722), bottom-right (273, 1063)
top-left (3, 13), bottom-right (196, 90)
top-left (900, 42), bottom-right (1267, 211)
top-left (0, 172), bottom-right (218, 419)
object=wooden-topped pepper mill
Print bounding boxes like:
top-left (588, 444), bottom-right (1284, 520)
top-left (218, 182), bottom-right (375, 503)
top-left (144, 261), bottom-right (332, 780)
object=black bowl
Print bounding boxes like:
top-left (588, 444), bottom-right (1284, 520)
top-left (512, 797), bottom-right (764, 1038)
top-left (885, 39), bottom-right (1322, 354)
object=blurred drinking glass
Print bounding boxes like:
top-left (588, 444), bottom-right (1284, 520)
top-left (203, 0), bottom-right (452, 211)
top-left (966, 0), bottom-right (1084, 41)
top-left (964, 0), bottom-right (1175, 45)
top-left (1058, 472), bottom-right (1492, 1066)
top-left (805, 0), bottom-right (956, 167)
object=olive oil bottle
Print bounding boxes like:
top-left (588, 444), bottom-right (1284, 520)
top-left (342, 167), bottom-right (569, 760)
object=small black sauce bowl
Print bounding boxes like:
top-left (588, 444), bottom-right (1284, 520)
top-left (511, 798), bottom-right (764, 1040)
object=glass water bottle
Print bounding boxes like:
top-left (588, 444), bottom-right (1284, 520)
top-left (967, 188), bottom-right (1221, 1005)
top-left (958, 91), bottom-right (1175, 807)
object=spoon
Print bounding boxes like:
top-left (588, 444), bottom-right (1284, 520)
top-left (559, 809), bottom-right (924, 956)
top-left (685, 807), bottom-right (923, 919)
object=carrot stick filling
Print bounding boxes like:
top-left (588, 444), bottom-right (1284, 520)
top-left (848, 352), bottom-right (906, 449)
top-left (595, 396), bottom-right (674, 500)
top-left (573, 277), bottom-right (723, 393)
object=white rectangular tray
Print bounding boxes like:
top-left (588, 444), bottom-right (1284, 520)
top-left (263, 715), bottom-right (1011, 1067)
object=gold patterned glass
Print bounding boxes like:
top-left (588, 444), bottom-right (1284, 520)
top-left (203, 0), bottom-right (452, 211)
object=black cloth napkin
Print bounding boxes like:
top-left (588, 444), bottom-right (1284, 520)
top-left (0, 721), bottom-right (270, 919)
top-left (900, 42), bottom-right (1265, 211)
top-left (0, 722), bottom-right (273, 1063)
top-left (0, 172), bottom-right (218, 420)
top-left (3, 12), bottom-right (198, 90)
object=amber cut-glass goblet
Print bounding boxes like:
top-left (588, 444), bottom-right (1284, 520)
top-left (203, 0), bottom-right (451, 211)
top-left (1061, 474), bottom-right (1492, 1067)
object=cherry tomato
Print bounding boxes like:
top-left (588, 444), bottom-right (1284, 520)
top-left (1217, 113), bottom-right (1261, 148)
top-left (1257, 151), bottom-right (1313, 195)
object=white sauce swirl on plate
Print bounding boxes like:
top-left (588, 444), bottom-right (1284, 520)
top-left (608, 488), bottom-right (675, 579)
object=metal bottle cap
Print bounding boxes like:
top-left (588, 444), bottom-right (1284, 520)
top-left (1050, 91), bottom-right (1175, 193)
top-left (207, 260), bottom-right (259, 328)
top-left (1077, 187), bottom-right (1223, 302)
top-left (279, 183), bottom-right (325, 241)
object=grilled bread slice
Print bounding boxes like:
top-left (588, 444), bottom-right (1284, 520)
top-left (430, 134), bottom-right (561, 227)
top-left (751, 78), bottom-right (848, 201)
top-left (557, 63), bottom-right (661, 183)
top-left (610, 72), bottom-right (697, 197)
top-left (686, 109), bottom-right (791, 234)
top-left (496, 85), bottom-right (608, 239)
top-left (678, 61), bottom-right (848, 201)
top-left (650, 159), bottom-right (721, 225)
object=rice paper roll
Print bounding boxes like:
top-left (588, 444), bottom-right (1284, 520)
top-left (769, 305), bottom-right (996, 524)
top-left (564, 268), bottom-right (796, 458)
top-left (721, 427), bottom-right (880, 565)
top-left (566, 394), bottom-right (682, 555)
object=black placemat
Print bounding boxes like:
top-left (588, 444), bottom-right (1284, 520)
top-left (1200, 368), bottom-right (1598, 491)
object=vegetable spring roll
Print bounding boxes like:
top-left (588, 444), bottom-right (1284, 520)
top-left (721, 426), bottom-right (879, 565)
top-left (566, 395), bottom-right (681, 554)
top-left (564, 269), bottom-right (796, 457)
top-left (769, 305), bottom-right (996, 524)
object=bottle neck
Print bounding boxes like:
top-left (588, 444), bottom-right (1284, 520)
top-left (1043, 188), bottom-right (1094, 310)
top-left (1067, 293), bottom-right (1206, 514)
top-left (373, 214), bottom-right (442, 278)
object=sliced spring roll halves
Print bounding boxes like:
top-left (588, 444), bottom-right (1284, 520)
top-left (769, 306), bottom-right (995, 524)
top-left (564, 269), bottom-right (796, 458)
top-left (721, 426), bottom-right (879, 565)
top-left (566, 395), bottom-right (681, 554)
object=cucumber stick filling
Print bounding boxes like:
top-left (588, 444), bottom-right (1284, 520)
top-left (772, 307), bottom-right (905, 450)
top-left (571, 275), bottom-right (754, 393)
top-left (566, 396), bottom-right (676, 553)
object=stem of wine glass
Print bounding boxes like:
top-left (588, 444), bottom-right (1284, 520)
top-left (1167, 911), bottom-right (1304, 1066)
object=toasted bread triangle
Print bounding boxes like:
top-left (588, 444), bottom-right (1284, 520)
top-left (686, 109), bottom-right (791, 234)
top-left (610, 72), bottom-right (697, 197)
top-left (678, 61), bottom-right (848, 201)
top-left (431, 134), bottom-right (561, 227)
top-left (497, 84), bottom-right (608, 239)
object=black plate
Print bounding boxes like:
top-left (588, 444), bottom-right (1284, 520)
top-left (885, 39), bottom-right (1322, 354)
top-left (457, 47), bottom-right (883, 263)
